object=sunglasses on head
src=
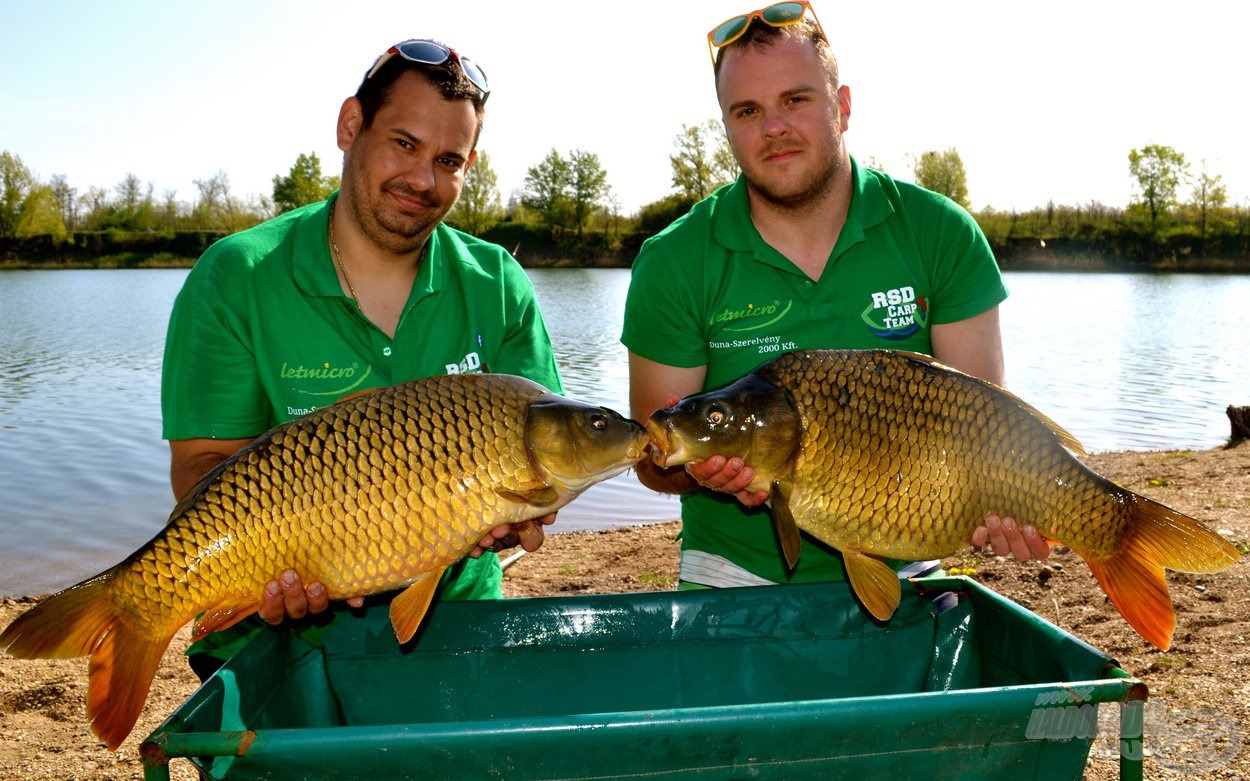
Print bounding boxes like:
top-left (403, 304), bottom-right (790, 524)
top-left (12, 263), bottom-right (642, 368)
top-left (365, 39), bottom-right (490, 97)
top-left (707, 1), bottom-right (826, 65)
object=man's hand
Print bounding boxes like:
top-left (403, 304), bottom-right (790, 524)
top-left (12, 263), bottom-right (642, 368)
top-left (469, 513), bottom-right (556, 559)
top-left (971, 514), bottom-right (1050, 562)
top-left (258, 570), bottom-right (365, 625)
top-left (685, 456), bottom-right (770, 507)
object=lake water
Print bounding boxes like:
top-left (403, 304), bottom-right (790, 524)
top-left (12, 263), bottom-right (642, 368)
top-left (0, 268), bottom-right (1246, 596)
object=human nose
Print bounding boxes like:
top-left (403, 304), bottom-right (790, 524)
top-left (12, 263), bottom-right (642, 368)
top-left (761, 110), bottom-right (791, 138)
top-left (403, 156), bottom-right (437, 193)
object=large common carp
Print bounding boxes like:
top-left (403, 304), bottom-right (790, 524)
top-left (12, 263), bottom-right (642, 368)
top-left (0, 373), bottom-right (649, 749)
top-left (646, 349), bottom-right (1239, 650)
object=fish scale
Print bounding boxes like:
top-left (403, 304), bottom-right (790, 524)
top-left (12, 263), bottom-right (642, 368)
top-left (765, 351), bottom-right (1132, 560)
top-left (0, 372), bottom-right (648, 749)
top-left (647, 349), bottom-right (1239, 651)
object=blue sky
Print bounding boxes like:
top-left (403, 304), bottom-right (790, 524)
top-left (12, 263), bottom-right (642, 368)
top-left (2, 0), bottom-right (1246, 215)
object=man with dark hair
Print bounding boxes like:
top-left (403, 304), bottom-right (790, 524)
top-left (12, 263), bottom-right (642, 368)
top-left (163, 40), bottom-right (559, 677)
top-left (623, 4), bottom-right (1047, 591)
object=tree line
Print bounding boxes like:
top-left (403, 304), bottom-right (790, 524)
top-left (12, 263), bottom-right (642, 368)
top-left (2, 127), bottom-right (1247, 268)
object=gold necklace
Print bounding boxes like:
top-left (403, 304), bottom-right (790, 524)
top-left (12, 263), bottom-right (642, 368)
top-left (328, 202), bottom-right (363, 314)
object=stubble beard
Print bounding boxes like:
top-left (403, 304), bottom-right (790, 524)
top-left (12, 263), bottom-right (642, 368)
top-left (744, 148), bottom-right (845, 212)
top-left (342, 157), bottom-right (452, 256)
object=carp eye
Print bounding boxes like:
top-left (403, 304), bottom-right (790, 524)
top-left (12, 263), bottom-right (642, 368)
top-left (707, 404), bottom-right (728, 425)
top-left (589, 412), bottom-right (607, 430)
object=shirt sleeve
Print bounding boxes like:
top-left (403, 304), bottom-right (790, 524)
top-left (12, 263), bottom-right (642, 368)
top-left (620, 237), bottom-right (709, 368)
top-left (161, 246), bottom-right (270, 440)
top-left (920, 194), bottom-right (1009, 325)
top-left (492, 259), bottom-right (564, 394)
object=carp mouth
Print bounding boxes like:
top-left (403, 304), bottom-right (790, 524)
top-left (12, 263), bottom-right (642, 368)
top-left (644, 418), bottom-right (686, 469)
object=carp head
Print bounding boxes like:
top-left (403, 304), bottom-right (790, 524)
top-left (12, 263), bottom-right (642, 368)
top-left (646, 374), bottom-right (802, 484)
top-left (526, 396), bottom-right (650, 492)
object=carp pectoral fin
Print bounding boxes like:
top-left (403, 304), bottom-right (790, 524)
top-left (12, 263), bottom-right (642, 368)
top-left (192, 598), bottom-right (261, 642)
top-left (770, 481), bottom-right (802, 571)
top-left (843, 550), bottom-right (901, 622)
top-left (390, 567), bottom-right (446, 644)
top-left (496, 486), bottom-right (561, 507)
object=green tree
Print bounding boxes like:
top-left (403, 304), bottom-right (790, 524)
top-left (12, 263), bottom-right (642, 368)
top-left (18, 184), bottom-right (66, 240)
top-left (49, 174), bottom-right (78, 231)
top-left (670, 120), bottom-right (738, 200)
top-left (78, 186), bottom-right (109, 229)
top-left (913, 148), bottom-right (970, 209)
top-left (112, 173), bottom-right (156, 230)
top-left (448, 150), bottom-right (502, 235)
top-left (522, 149), bottom-right (573, 233)
top-left (0, 151), bottom-right (35, 239)
top-left (272, 152), bottom-right (337, 214)
top-left (1127, 144), bottom-right (1188, 238)
top-left (1190, 162), bottom-right (1227, 254)
top-left (191, 170), bottom-right (245, 230)
top-left (568, 149), bottom-right (609, 237)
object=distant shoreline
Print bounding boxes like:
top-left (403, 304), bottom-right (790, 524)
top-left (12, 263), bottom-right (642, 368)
top-left (3, 256), bottom-right (1249, 273)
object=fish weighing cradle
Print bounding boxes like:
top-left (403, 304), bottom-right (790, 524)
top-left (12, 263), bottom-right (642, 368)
top-left (141, 577), bottom-right (1146, 780)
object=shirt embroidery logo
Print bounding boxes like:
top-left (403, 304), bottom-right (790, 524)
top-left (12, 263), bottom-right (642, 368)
top-left (861, 286), bottom-right (928, 339)
top-left (709, 299), bottom-right (793, 332)
top-left (446, 351), bottom-right (485, 375)
top-left (283, 361), bottom-right (373, 397)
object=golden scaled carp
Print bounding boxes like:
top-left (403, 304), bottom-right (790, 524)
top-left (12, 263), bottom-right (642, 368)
top-left (0, 373), bottom-right (649, 750)
top-left (646, 349), bottom-right (1239, 651)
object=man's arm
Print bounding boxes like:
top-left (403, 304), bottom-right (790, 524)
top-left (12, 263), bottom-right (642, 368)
top-left (170, 438), bottom-right (254, 501)
top-left (930, 306), bottom-right (1005, 385)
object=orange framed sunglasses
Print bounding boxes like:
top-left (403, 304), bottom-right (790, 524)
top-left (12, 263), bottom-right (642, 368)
top-left (706, 1), bottom-right (826, 65)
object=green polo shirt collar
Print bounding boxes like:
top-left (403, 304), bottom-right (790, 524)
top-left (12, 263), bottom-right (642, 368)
top-left (291, 191), bottom-right (446, 322)
top-left (709, 156), bottom-right (896, 271)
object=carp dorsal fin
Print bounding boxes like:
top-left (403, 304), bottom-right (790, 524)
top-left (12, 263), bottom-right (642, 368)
top-left (770, 481), bottom-right (802, 571)
top-left (496, 485), bottom-right (561, 507)
top-left (842, 549), bottom-right (902, 622)
top-left (893, 350), bottom-right (1087, 456)
top-left (390, 567), bottom-right (446, 644)
top-left (337, 386), bottom-right (385, 405)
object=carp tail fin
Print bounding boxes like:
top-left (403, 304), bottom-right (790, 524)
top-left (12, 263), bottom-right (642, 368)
top-left (0, 573), bottom-right (173, 749)
top-left (1081, 494), bottom-right (1239, 651)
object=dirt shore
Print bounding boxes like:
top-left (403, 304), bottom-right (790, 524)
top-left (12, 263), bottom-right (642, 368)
top-left (2, 444), bottom-right (1247, 779)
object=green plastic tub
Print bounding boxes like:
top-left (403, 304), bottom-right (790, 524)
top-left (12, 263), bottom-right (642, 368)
top-left (141, 577), bottom-right (1146, 780)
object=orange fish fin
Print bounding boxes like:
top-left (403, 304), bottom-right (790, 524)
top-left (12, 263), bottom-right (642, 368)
top-left (1083, 550), bottom-right (1174, 651)
top-left (769, 481), bottom-right (802, 571)
top-left (191, 598), bottom-right (261, 642)
top-left (842, 550), bottom-right (901, 622)
top-left (1130, 495), bottom-right (1241, 573)
top-left (896, 351), bottom-right (1086, 455)
top-left (0, 573), bottom-right (175, 749)
top-left (86, 617), bottom-right (171, 750)
top-left (496, 485), bottom-right (560, 507)
top-left (389, 568), bottom-right (446, 644)
top-left (0, 574), bottom-right (116, 659)
top-left (1078, 494), bottom-right (1239, 651)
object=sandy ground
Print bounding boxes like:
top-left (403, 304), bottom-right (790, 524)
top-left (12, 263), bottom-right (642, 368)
top-left (2, 444), bottom-right (1247, 779)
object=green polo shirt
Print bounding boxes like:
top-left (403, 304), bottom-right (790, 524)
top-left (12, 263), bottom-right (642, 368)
top-left (163, 192), bottom-right (561, 658)
top-left (622, 158), bottom-right (1007, 584)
